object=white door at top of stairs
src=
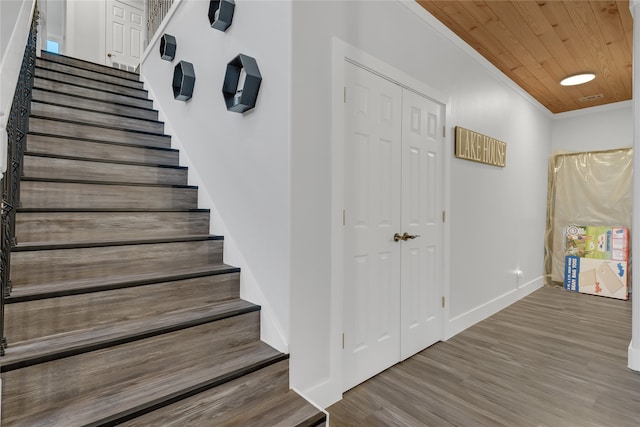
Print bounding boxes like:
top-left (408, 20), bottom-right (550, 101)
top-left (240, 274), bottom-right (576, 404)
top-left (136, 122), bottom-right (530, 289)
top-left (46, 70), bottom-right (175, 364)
top-left (105, 0), bottom-right (143, 72)
top-left (342, 61), bottom-right (445, 392)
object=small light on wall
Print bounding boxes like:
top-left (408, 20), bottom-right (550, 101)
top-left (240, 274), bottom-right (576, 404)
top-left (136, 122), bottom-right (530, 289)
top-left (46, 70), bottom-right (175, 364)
top-left (560, 73), bottom-right (595, 86)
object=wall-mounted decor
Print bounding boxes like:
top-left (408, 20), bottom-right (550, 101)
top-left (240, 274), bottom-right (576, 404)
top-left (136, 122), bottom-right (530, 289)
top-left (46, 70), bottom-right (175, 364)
top-left (222, 54), bottom-right (262, 113)
top-left (209, 0), bottom-right (235, 32)
top-left (159, 34), bottom-right (177, 61)
top-left (454, 126), bottom-right (506, 167)
top-left (173, 61), bottom-right (196, 101)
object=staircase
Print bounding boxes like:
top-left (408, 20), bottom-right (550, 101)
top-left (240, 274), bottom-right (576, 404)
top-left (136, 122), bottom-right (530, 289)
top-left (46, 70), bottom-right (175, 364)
top-left (0, 51), bottom-right (326, 427)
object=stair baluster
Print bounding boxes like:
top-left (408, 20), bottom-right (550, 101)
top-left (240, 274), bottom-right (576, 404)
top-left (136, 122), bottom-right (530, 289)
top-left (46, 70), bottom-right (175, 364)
top-left (0, 2), bottom-right (38, 355)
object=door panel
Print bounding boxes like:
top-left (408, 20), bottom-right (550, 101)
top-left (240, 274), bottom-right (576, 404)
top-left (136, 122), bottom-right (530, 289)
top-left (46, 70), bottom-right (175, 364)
top-left (106, 0), bottom-right (143, 71)
top-left (400, 89), bottom-right (443, 360)
top-left (343, 62), bottom-right (403, 392)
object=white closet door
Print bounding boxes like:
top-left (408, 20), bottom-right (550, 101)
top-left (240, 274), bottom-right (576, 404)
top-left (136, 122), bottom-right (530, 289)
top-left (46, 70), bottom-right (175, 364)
top-left (343, 61), bottom-right (403, 392)
top-left (343, 61), bottom-right (444, 391)
top-left (400, 89), bottom-right (444, 360)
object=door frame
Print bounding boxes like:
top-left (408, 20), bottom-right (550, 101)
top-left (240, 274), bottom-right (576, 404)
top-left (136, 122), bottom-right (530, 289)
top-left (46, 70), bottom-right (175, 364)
top-left (330, 38), bottom-right (452, 395)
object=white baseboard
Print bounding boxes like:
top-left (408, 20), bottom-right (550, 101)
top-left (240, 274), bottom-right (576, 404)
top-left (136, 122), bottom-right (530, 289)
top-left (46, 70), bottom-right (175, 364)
top-left (445, 276), bottom-right (543, 340)
top-left (628, 341), bottom-right (640, 371)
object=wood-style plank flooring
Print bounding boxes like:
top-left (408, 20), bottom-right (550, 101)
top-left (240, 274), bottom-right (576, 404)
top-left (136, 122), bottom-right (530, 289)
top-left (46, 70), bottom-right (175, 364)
top-left (329, 286), bottom-right (640, 426)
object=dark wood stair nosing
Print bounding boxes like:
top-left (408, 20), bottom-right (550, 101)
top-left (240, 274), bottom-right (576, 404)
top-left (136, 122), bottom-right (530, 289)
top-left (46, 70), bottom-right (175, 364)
top-left (35, 65), bottom-right (146, 94)
top-left (16, 207), bottom-right (210, 213)
top-left (12, 234), bottom-right (223, 252)
top-left (30, 99), bottom-right (164, 126)
top-left (40, 51), bottom-right (141, 80)
top-left (21, 177), bottom-right (196, 189)
top-left (32, 85), bottom-right (158, 113)
top-left (89, 353), bottom-right (289, 427)
top-left (29, 114), bottom-right (168, 137)
top-left (24, 151), bottom-right (188, 170)
top-left (27, 132), bottom-right (178, 153)
top-left (1, 303), bottom-right (262, 373)
top-left (6, 265), bottom-right (241, 303)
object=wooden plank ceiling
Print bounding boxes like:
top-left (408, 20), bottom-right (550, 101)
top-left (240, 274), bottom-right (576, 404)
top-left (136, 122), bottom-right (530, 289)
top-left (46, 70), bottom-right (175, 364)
top-left (417, 0), bottom-right (633, 114)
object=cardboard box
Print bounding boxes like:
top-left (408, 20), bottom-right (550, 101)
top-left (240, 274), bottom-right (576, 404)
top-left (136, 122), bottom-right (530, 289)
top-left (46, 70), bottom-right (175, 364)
top-left (565, 225), bottom-right (628, 261)
top-left (564, 256), bottom-right (628, 300)
top-left (564, 225), bottom-right (629, 300)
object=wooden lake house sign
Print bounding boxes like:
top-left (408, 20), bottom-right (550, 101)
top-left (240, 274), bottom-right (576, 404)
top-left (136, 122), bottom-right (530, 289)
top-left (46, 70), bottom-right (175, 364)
top-left (455, 126), bottom-right (506, 168)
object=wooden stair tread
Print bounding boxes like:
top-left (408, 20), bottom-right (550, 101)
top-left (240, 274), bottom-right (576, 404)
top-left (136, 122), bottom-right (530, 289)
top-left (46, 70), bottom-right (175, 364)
top-left (30, 112), bottom-right (165, 136)
top-left (23, 154), bottom-right (188, 186)
top-left (120, 359), bottom-right (325, 427)
top-left (15, 210), bottom-right (211, 244)
top-left (8, 264), bottom-right (239, 301)
top-left (32, 86), bottom-right (158, 119)
top-left (5, 341), bottom-right (284, 427)
top-left (34, 76), bottom-right (154, 109)
top-left (27, 133), bottom-right (177, 154)
top-left (28, 117), bottom-right (172, 149)
top-left (24, 151), bottom-right (188, 170)
top-left (40, 51), bottom-right (140, 81)
top-left (35, 67), bottom-right (148, 100)
top-left (1, 298), bottom-right (259, 371)
top-left (30, 101), bottom-right (165, 134)
top-left (217, 389), bottom-right (327, 427)
top-left (36, 57), bottom-right (144, 90)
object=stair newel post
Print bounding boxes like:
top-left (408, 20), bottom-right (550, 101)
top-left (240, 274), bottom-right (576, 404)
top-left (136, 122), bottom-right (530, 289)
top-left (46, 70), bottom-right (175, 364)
top-left (0, 2), bottom-right (39, 355)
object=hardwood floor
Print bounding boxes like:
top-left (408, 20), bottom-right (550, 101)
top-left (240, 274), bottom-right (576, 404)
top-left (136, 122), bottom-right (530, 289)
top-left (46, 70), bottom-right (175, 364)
top-left (329, 286), bottom-right (640, 426)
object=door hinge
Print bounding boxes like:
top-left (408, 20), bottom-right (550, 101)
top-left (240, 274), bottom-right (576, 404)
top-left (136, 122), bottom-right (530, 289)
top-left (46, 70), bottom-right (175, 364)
top-left (343, 209), bottom-right (346, 226)
top-left (344, 87), bottom-right (347, 103)
top-left (443, 126), bottom-right (446, 138)
top-left (442, 211), bottom-right (446, 222)
top-left (442, 296), bottom-right (445, 308)
top-left (342, 333), bottom-right (345, 349)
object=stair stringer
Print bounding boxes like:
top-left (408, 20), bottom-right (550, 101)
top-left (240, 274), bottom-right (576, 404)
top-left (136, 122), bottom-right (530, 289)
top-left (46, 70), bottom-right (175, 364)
top-left (140, 78), bottom-right (288, 354)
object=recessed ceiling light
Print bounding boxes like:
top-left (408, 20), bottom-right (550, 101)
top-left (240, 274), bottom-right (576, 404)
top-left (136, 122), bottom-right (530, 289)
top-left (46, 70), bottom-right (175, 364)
top-left (560, 73), bottom-right (596, 86)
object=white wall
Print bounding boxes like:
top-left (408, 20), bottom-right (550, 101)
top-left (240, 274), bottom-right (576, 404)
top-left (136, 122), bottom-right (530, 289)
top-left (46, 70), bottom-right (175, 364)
top-left (45, 0), bottom-right (66, 50)
top-left (0, 0), bottom-right (35, 177)
top-left (66, 0), bottom-right (103, 63)
top-left (552, 101), bottom-right (633, 152)
top-left (289, 0), bottom-right (551, 407)
top-left (140, 0), bottom-right (292, 352)
top-left (0, 1), bottom-right (26, 60)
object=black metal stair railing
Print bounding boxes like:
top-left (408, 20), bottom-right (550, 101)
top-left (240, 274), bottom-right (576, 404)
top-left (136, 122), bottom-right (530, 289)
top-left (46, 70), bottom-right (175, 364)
top-left (0, 3), bottom-right (39, 356)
